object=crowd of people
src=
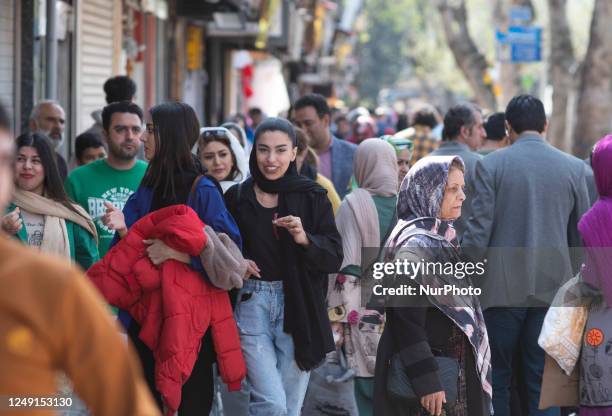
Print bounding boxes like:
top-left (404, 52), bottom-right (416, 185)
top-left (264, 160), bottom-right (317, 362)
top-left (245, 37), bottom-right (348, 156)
top-left (0, 75), bottom-right (610, 416)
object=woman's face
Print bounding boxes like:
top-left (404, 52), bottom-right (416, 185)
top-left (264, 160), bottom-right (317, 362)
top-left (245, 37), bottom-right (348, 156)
top-left (255, 131), bottom-right (296, 181)
top-left (142, 112), bottom-right (156, 161)
top-left (439, 167), bottom-right (466, 220)
top-left (397, 148), bottom-right (411, 186)
top-left (15, 146), bottom-right (45, 195)
top-left (200, 140), bottom-right (234, 182)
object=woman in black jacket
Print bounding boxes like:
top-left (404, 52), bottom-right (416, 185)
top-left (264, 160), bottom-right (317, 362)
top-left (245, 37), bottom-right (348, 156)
top-left (373, 155), bottom-right (492, 416)
top-left (225, 117), bottom-right (343, 416)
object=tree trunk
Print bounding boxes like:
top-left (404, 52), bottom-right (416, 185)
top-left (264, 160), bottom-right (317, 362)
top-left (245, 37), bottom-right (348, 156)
top-left (572, 0), bottom-right (612, 158)
top-left (435, 0), bottom-right (497, 110)
top-left (547, 0), bottom-right (575, 152)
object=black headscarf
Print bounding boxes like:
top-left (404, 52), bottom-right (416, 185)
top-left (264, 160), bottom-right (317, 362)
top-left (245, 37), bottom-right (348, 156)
top-left (249, 117), bottom-right (334, 370)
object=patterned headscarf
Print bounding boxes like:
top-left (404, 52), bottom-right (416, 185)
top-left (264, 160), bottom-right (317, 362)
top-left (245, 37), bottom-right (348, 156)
top-left (396, 155), bottom-right (464, 246)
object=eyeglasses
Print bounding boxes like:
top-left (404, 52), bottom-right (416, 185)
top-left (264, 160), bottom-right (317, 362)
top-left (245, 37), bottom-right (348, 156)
top-left (201, 129), bottom-right (229, 140)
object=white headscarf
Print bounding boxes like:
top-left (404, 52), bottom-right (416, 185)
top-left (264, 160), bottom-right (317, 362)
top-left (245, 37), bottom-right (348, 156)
top-left (199, 127), bottom-right (249, 193)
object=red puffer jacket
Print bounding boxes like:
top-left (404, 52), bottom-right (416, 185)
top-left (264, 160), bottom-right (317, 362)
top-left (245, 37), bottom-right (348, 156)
top-left (88, 205), bottom-right (245, 415)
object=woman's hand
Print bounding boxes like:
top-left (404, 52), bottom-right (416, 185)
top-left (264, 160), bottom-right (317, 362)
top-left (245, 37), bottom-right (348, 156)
top-left (273, 215), bottom-right (309, 246)
top-left (421, 391), bottom-right (446, 416)
top-left (1, 208), bottom-right (22, 235)
top-left (244, 259), bottom-right (261, 279)
top-left (101, 201), bottom-right (127, 238)
top-left (143, 239), bottom-right (190, 265)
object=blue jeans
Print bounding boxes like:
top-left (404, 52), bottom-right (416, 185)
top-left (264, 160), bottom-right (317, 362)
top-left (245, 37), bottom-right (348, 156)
top-left (235, 280), bottom-right (311, 416)
top-left (484, 307), bottom-right (560, 416)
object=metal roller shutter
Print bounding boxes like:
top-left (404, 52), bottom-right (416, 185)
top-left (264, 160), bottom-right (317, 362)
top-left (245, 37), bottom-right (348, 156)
top-left (75, 0), bottom-right (115, 134)
top-left (0, 0), bottom-right (15, 120)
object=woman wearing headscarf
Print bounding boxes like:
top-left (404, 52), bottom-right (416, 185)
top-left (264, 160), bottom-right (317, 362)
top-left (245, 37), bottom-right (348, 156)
top-left (224, 117), bottom-right (343, 416)
top-left (577, 135), bottom-right (612, 416)
top-left (373, 155), bottom-right (492, 416)
top-left (101, 101), bottom-right (242, 416)
top-left (198, 126), bottom-right (249, 193)
top-left (327, 138), bottom-right (398, 416)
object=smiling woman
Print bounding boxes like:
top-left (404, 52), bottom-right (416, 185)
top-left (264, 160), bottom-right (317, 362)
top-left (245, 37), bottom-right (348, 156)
top-left (224, 117), bottom-right (343, 416)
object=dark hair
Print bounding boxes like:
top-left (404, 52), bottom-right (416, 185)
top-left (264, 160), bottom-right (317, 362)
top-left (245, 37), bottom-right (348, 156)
top-left (254, 117), bottom-right (296, 146)
top-left (15, 133), bottom-right (84, 217)
top-left (395, 114), bottom-right (409, 131)
top-left (101, 101), bottom-right (144, 131)
top-left (293, 94), bottom-right (331, 119)
top-left (294, 127), bottom-right (318, 167)
top-left (412, 107), bottom-right (439, 129)
top-left (442, 103), bottom-right (478, 141)
top-left (104, 76), bottom-right (137, 104)
top-left (75, 132), bottom-right (105, 161)
top-left (141, 102), bottom-right (200, 199)
top-left (0, 101), bottom-right (10, 131)
top-left (484, 112), bottom-right (506, 141)
top-left (248, 107), bottom-right (263, 117)
top-left (505, 94), bottom-right (546, 134)
top-left (198, 130), bottom-right (239, 181)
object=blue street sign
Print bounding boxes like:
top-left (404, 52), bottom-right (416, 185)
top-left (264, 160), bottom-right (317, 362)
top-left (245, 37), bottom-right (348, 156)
top-left (509, 5), bottom-right (532, 23)
top-left (496, 26), bottom-right (542, 63)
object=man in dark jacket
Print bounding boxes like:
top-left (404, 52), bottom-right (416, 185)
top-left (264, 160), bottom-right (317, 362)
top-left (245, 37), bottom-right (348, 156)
top-left (462, 95), bottom-right (590, 416)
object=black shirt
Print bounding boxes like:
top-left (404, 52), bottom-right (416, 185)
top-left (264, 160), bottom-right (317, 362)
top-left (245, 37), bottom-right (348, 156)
top-left (243, 199), bottom-right (284, 281)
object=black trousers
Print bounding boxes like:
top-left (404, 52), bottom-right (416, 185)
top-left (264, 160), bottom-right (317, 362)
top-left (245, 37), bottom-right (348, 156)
top-left (128, 322), bottom-right (215, 415)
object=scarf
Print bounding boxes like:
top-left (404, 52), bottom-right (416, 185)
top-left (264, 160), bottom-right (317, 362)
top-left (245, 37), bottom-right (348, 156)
top-left (387, 155), bottom-right (492, 401)
top-left (249, 118), bottom-right (330, 370)
top-left (337, 139), bottom-right (398, 270)
top-left (13, 189), bottom-right (98, 259)
top-left (578, 135), bottom-right (612, 307)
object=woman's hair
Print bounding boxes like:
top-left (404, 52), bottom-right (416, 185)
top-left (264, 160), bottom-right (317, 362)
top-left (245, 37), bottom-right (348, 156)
top-left (294, 127), bottom-right (319, 167)
top-left (141, 102), bottom-right (200, 198)
top-left (15, 133), bottom-right (84, 216)
top-left (198, 131), bottom-right (239, 181)
top-left (254, 117), bottom-right (296, 146)
top-left (75, 132), bottom-right (104, 161)
top-left (449, 158), bottom-right (465, 173)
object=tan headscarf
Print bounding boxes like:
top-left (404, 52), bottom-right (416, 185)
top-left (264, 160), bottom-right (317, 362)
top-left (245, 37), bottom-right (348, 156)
top-left (13, 189), bottom-right (98, 259)
top-left (337, 139), bottom-right (398, 270)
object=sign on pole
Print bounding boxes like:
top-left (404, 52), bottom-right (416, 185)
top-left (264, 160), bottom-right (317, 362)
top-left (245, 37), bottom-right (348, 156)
top-left (496, 26), bottom-right (542, 63)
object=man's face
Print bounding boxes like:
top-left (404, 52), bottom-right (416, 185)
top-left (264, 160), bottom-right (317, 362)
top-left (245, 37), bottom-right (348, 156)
top-left (293, 106), bottom-right (330, 150)
top-left (104, 112), bottom-right (143, 161)
top-left (33, 103), bottom-right (65, 146)
top-left (0, 128), bottom-right (14, 212)
top-left (464, 111), bottom-right (486, 151)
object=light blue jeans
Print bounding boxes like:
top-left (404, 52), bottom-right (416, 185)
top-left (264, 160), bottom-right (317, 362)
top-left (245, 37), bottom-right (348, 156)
top-left (234, 279), bottom-right (311, 416)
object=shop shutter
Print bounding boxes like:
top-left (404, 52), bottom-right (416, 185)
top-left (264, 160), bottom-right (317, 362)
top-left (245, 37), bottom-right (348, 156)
top-left (0, 0), bottom-right (15, 120)
top-left (76, 0), bottom-right (114, 134)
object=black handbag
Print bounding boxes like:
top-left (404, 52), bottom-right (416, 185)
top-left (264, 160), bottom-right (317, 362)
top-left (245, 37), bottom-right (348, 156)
top-left (387, 354), bottom-right (460, 405)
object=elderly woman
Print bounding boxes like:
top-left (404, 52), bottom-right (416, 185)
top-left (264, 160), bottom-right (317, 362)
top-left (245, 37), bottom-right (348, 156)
top-left (373, 155), bottom-right (492, 416)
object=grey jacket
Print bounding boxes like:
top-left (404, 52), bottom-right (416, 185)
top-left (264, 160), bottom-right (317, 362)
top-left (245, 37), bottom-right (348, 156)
top-left (462, 134), bottom-right (590, 308)
top-left (330, 136), bottom-right (357, 199)
top-left (429, 140), bottom-right (483, 238)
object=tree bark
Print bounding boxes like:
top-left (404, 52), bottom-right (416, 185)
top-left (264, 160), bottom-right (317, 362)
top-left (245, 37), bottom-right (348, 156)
top-left (547, 0), bottom-right (575, 152)
top-left (572, 0), bottom-right (612, 158)
top-left (435, 0), bottom-right (497, 110)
